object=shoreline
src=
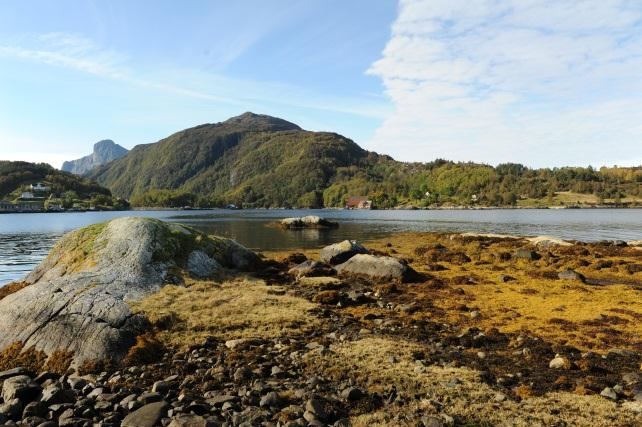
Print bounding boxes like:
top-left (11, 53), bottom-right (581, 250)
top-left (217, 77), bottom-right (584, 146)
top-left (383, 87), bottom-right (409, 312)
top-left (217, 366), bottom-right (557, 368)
top-left (2, 204), bottom-right (642, 214)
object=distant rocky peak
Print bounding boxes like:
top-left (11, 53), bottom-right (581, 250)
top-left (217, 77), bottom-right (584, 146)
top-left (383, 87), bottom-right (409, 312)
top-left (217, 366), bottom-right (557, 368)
top-left (62, 139), bottom-right (128, 175)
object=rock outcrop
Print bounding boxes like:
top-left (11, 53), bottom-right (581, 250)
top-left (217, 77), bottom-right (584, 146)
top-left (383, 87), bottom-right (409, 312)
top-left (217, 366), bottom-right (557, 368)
top-left (0, 217), bottom-right (261, 366)
top-left (280, 216), bottom-right (338, 229)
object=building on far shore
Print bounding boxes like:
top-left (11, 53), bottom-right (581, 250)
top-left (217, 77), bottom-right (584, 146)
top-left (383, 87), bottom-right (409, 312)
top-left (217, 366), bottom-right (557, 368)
top-left (346, 196), bottom-right (372, 209)
top-left (20, 192), bottom-right (35, 199)
top-left (15, 201), bottom-right (44, 212)
top-left (0, 200), bottom-right (14, 212)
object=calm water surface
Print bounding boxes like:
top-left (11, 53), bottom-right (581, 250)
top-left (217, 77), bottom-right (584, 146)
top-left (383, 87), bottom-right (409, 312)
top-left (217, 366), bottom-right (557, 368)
top-left (1, 208), bottom-right (641, 286)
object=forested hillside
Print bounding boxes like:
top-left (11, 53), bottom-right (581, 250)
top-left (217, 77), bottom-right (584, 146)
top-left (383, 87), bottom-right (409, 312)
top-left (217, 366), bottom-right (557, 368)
top-left (0, 161), bottom-right (111, 199)
top-left (88, 113), bottom-right (642, 208)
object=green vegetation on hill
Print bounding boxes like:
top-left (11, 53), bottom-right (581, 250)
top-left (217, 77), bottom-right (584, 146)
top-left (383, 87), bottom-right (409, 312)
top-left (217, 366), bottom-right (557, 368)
top-left (0, 161), bottom-right (128, 210)
top-left (88, 112), bottom-right (642, 208)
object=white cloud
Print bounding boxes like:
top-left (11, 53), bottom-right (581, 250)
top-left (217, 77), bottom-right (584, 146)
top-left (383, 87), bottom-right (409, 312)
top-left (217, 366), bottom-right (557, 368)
top-left (0, 32), bottom-right (390, 121)
top-left (367, 0), bottom-right (642, 167)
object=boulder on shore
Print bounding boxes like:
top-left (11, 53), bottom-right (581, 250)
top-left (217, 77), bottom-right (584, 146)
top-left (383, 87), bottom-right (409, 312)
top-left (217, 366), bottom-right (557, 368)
top-left (334, 254), bottom-right (422, 283)
top-left (319, 240), bottom-right (367, 265)
top-left (288, 260), bottom-right (335, 279)
top-left (280, 216), bottom-right (338, 229)
top-left (0, 217), bottom-right (261, 366)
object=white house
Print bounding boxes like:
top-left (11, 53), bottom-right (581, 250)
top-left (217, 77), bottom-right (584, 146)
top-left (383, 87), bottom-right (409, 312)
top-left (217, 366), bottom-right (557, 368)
top-left (30, 183), bottom-right (50, 192)
top-left (21, 192), bottom-right (35, 199)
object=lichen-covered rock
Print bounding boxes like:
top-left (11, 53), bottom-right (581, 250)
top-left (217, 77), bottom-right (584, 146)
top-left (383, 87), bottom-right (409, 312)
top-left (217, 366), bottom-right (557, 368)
top-left (319, 240), bottom-right (367, 265)
top-left (186, 250), bottom-right (221, 279)
top-left (0, 217), bottom-right (261, 367)
top-left (280, 216), bottom-right (338, 229)
top-left (334, 254), bottom-right (421, 283)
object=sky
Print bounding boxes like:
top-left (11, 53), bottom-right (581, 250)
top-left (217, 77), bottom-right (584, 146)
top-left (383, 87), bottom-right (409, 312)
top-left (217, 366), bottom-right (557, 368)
top-left (0, 0), bottom-right (641, 169)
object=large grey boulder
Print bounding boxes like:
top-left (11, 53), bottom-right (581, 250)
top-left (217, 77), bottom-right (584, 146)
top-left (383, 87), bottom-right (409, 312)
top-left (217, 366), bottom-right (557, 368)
top-left (0, 217), bottom-right (261, 367)
top-left (1, 375), bottom-right (41, 403)
top-left (335, 254), bottom-right (421, 283)
top-left (319, 240), bottom-right (367, 265)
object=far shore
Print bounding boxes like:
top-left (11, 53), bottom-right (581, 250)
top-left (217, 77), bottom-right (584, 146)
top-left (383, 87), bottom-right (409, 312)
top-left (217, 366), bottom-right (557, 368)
top-left (2, 204), bottom-right (642, 214)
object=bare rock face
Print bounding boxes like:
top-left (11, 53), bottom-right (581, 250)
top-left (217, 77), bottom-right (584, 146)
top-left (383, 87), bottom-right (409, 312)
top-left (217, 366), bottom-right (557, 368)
top-left (61, 139), bottom-right (128, 175)
top-left (0, 217), bottom-right (261, 366)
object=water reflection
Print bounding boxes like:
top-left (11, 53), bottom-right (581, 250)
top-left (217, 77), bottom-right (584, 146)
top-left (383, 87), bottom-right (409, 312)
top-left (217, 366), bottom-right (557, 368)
top-left (1, 208), bottom-right (641, 286)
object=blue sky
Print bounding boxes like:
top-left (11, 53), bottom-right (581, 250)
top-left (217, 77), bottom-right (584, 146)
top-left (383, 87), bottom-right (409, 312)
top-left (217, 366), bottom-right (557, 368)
top-left (1, 0), bottom-right (642, 168)
top-left (0, 0), bottom-right (396, 167)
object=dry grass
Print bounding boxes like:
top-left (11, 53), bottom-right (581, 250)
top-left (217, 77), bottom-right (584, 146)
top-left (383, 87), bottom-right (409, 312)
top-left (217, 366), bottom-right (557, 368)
top-left (132, 276), bottom-right (319, 348)
top-left (307, 337), bottom-right (640, 426)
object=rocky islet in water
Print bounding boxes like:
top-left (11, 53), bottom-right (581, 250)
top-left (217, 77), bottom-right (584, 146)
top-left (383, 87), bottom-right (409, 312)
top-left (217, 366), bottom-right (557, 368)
top-left (0, 218), bottom-right (641, 425)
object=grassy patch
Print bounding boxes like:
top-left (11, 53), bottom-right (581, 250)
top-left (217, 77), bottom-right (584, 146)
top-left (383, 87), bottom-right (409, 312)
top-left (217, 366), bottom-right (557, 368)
top-left (131, 276), bottom-right (319, 348)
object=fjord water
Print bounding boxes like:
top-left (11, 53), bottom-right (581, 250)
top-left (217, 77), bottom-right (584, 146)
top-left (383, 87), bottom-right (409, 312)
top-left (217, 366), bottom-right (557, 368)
top-left (1, 208), bottom-right (641, 286)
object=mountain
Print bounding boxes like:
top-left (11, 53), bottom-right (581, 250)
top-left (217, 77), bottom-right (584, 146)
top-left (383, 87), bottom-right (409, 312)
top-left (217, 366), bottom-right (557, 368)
top-left (0, 161), bottom-right (112, 199)
top-left (62, 140), bottom-right (128, 175)
top-left (88, 112), bottom-right (642, 208)
top-left (88, 112), bottom-right (386, 207)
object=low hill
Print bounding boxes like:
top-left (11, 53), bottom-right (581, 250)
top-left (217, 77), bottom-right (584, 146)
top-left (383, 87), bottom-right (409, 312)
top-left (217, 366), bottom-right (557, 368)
top-left (88, 112), bottom-right (642, 208)
top-left (62, 139), bottom-right (128, 175)
top-left (0, 161), bottom-right (111, 200)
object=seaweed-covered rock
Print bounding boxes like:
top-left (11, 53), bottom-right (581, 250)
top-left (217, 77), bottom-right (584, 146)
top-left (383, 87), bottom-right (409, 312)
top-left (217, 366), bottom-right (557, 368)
top-left (280, 216), bottom-right (338, 229)
top-left (0, 217), bottom-right (260, 366)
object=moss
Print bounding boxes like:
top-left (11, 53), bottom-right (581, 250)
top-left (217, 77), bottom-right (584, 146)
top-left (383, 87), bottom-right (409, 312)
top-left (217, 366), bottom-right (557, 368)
top-left (48, 221), bottom-right (108, 273)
